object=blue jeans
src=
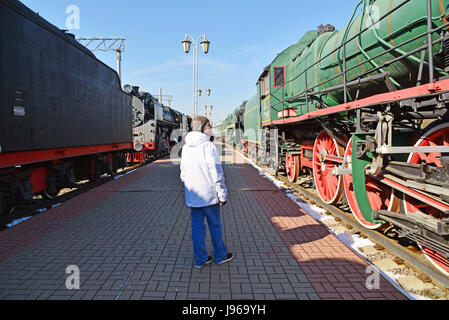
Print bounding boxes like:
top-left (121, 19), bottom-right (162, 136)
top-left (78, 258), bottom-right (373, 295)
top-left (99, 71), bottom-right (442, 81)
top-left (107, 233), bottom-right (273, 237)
top-left (191, 204), bottom-right (227, 266)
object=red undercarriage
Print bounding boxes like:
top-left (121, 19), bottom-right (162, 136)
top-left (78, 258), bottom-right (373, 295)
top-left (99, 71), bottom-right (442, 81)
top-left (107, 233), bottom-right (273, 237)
top-left (0, 142), bottom-right (133, 194)
top-left (0, 143), bottom-right (133, 169)
top-left (126, 143), bottom-right (156, 164)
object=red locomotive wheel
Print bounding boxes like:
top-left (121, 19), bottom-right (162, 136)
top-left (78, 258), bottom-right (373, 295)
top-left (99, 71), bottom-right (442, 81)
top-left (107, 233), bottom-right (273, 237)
top-left (404, 123), bottom-right (449, 276)
top-left (343, 139), bottom-right (397, 230)
top-left (285, 152), bottom-right (300, 183)
top-left (313, 131), bottom-right (344, 205)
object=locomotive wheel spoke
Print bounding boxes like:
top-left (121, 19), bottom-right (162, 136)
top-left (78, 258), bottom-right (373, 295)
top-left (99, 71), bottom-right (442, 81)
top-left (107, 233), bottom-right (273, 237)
top-left (405, 123), bottom-right (449, 276)
top-left (285, 152), bottom-right (300, 183)
top-left (313, 131), bottom-right (343, 205)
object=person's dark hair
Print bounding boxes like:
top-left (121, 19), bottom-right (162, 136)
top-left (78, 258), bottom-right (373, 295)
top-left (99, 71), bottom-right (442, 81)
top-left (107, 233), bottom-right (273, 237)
top-left (192, 116), bottom-right (211, 133)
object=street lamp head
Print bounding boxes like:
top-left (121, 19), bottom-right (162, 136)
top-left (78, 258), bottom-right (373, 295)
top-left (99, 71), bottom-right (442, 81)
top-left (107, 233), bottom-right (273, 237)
top-left (182, 36), bottom-right (192, 54)
top-left (198, 89), bottom-right (202, 96)
top-left (210, 105), bottom-right (213, 111)
top-left (200, 37), bottom-right (211, 54)
top-left (206, 89), bottom-right (211, 96)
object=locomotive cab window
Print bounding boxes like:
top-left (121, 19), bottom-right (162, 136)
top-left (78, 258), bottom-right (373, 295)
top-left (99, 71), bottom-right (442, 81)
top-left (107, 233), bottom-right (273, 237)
top-left (262, 75), bottom-right (270, 95)
top-left (273, 67), bottom-right (285, 88)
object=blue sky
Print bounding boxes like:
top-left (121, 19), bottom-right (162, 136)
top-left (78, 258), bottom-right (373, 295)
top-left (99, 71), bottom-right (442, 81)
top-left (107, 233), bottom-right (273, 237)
top-left (21, 0), bottom-right (360, 123)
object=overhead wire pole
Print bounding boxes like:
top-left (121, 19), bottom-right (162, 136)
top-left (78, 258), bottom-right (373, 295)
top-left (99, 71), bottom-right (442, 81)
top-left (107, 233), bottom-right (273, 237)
top-left (157, 89), bottom-right (174, 107)
top-left (76, 37), bottom-right (126, 82)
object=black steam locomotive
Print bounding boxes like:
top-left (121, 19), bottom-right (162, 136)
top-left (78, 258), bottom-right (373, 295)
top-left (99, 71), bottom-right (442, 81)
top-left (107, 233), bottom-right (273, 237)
top-left (0, 0), bottom-right (187, 215)
top-left (125, 85), bottom-right (191, 163)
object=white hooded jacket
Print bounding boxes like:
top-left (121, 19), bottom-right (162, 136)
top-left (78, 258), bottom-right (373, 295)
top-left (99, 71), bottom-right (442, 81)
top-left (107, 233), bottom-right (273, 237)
top-left (180, 131), bottom-right (228, 208)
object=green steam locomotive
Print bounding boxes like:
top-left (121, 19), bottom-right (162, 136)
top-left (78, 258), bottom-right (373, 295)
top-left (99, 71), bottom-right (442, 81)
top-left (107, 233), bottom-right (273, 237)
top-left (222, 0), bottom-right (449, 276)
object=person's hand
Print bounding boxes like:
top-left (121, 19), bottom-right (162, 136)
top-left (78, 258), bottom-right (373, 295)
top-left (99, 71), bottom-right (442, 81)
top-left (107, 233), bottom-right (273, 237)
top-left (219, 201), bottom-right (227, 207)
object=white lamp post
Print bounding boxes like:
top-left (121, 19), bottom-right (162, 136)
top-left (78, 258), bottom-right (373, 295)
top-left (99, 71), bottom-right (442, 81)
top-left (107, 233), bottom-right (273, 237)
top-left (182, 34), bottom-right (211, 117)
top-left (209, 105), bottom-right (213, 120)
top-left (199, 88), bottom-right (211, 116)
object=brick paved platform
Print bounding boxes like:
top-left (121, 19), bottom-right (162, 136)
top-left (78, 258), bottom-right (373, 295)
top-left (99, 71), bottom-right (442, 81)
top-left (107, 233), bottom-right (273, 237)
top-left (0, 144), bottom-right (407, 300)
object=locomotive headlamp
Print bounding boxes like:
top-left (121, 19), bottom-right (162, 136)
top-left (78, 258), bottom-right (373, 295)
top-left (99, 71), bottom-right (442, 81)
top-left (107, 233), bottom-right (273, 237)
top-left (182, 36), bottom-right (192, 54)
top-left (134, 142), bottom-right (143, 152)
top-left (123, 84), bottom-right (133, 94)
top-left (200, 38), bottom-right (210, 54)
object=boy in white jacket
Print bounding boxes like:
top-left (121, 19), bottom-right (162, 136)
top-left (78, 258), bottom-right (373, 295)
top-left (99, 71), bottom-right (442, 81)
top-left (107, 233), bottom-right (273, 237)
top-left (180, 116), bottom-right (234, 268)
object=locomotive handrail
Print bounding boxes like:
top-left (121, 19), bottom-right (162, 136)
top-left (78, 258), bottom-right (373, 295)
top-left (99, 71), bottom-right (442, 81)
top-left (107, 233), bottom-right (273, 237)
top-left (285, 30), bottom-right (449, 104)
top-left (286, 72), bottom-right (391, 102)
top-left (270, 0), bottom-right (447, 112)
top-left (427, 0), bottom-right (436, 82)
top-left (346, 33), bottom-right (448, 86)
top-left (274, 29), bottom-right (447, 109)
top-left (271, 0), bottom-right (411, 94)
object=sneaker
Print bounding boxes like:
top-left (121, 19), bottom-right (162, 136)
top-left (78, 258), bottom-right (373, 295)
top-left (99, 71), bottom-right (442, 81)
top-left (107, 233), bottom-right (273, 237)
top-left (195, 256), bottom-right (213, 269)
top-left (217, 253), bottom-right (234, 265)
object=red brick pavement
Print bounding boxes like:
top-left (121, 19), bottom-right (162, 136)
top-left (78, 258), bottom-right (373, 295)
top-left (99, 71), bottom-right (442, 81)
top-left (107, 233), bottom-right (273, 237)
top-left (0, 146), bottom-right (408, 300)
top-left (231, 148), bottom-right (407, 300)
top-left (0, 164), bottom-right (156, 263)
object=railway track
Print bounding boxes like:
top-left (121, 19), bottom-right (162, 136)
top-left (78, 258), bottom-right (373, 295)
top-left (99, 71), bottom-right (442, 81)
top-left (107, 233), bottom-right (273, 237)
top-left (0, 161), bottom-right (147, 232)
top-left (232, 146), bottom-right (449, 299)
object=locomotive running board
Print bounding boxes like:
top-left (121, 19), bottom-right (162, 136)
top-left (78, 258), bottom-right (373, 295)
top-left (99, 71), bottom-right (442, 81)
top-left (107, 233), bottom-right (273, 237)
top-left (378, 145), bottom-right (449, 154)
top-left (263, 78), bottom-right (449, 127)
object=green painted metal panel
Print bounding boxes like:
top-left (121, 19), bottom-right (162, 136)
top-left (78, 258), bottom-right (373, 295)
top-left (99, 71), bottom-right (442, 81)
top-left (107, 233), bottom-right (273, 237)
top-left (351, 130), bottom-right (414, 224)
top-left (262, 0), bottom-right (449, 121)
top-left (265, 31), bottom-right (319, 122)
top-left (244, 94), bottom-right (260, 144)
top-left (351, 132), bottom-right (384, 225)
top-left (221, 113), bottom-right (235, 137)
top-left (261, 95), bottom-right (272, 126)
